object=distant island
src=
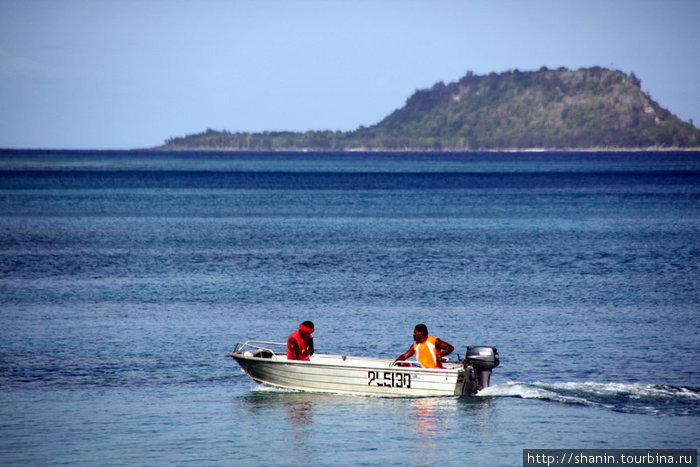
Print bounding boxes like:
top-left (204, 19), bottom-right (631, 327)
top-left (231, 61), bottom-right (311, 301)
top-left (159, 67), bottom-right (700, 151)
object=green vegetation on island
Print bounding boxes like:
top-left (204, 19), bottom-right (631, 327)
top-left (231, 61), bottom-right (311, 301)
top-left (160, 67), bottom-right (700, 151)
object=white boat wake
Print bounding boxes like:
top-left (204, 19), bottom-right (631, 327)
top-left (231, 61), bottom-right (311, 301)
top-left (477, 381), bottom-right (700, 416)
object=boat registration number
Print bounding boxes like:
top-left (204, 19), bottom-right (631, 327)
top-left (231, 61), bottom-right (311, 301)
top-left (367, 370), bottom-right (411, 388)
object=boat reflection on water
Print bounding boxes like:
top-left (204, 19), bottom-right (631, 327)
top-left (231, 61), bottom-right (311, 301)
top-left (284, 399), bottom-right (313, 427)
top-left (237, 387), bottom-right (496, 463)
top-left (409, 396), bottom-right (494, 435)
top-left (411, 397), bottom-right (444, 459)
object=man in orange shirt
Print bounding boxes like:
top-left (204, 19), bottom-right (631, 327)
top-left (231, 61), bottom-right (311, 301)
top-left (394, 324), bottom-right (454, 368)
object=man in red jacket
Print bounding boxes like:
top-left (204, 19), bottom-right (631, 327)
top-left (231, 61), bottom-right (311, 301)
top-left (286, 321), bottom-right (315, 361)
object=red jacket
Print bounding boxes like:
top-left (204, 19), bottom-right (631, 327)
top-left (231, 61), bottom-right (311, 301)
top-left (286, 330), bottom-right (312, 361)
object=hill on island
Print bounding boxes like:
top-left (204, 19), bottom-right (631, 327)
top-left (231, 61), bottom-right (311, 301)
top-left (160, 66), bottom-right (700, 151)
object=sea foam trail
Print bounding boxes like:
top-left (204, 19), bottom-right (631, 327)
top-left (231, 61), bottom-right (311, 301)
top-left (478, 381), bottom-right (700, 416)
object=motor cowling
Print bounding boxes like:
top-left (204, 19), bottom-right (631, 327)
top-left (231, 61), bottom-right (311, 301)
top-left (462, 346), bottom-right (499, 395)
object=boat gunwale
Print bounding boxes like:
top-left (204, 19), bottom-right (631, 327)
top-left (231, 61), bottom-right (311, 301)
top-left (231, 350), bottom-right (465, 376)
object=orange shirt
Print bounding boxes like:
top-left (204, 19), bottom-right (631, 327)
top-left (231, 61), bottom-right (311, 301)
top-left (413, 336), bottom-right (439, 368)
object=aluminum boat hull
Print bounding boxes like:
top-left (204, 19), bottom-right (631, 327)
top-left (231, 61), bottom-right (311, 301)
top-left (231, 341), bottom-right (470, 397)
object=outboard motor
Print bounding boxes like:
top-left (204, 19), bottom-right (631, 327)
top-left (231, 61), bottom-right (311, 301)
top-left (462, 346), bottom-right (499, 395)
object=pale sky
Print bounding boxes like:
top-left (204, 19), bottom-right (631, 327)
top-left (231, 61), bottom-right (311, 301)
top-left (1, 0), bottom-right (698, 149)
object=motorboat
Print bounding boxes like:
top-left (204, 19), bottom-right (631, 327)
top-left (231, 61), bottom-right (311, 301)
top-left (230, 340), bottom-right (499, 397)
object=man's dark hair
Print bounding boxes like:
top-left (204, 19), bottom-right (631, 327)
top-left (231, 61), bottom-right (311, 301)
top-left (415, 323), bottom-right (428, 335)
top-left (302, 320), bottom-right (315, 330)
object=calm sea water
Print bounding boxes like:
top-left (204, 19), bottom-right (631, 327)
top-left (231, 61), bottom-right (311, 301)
top-left (0, 150), bottom-right (698, 466)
